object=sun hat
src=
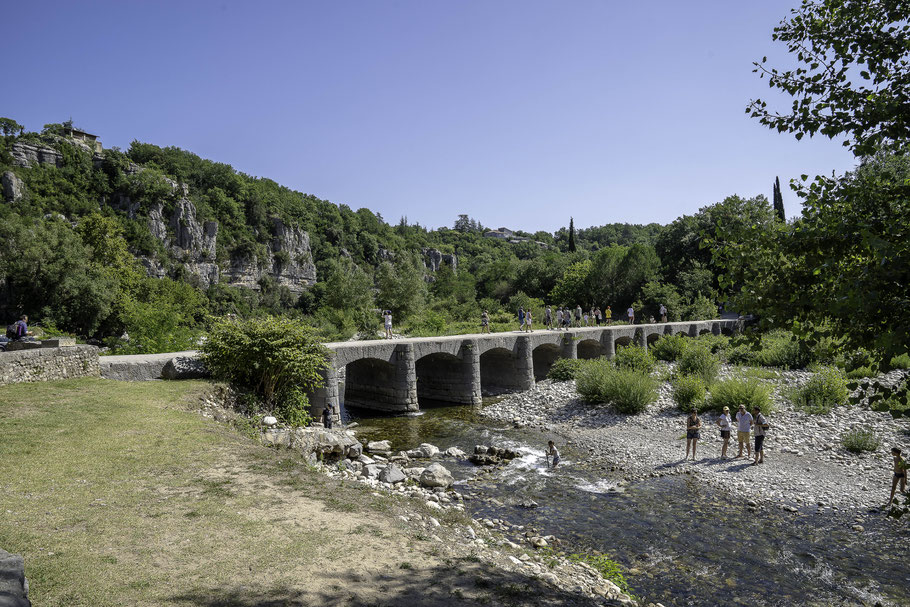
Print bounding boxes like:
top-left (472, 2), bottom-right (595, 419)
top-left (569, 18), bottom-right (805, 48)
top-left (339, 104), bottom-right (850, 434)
top-left (723, 406), bottom-right (729, 412)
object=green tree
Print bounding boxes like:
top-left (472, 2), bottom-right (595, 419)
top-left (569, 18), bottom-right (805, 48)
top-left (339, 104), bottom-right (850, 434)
top-left (376, 253), bottom-right (428, 320)
top-left (568, 217), bottom-right (577, 252)
top-left (773, 176), bottom-right (785, 221)
top-left (748, 0), bottom-right (910, 156)
top-left (0, 117), bottom-right (23, 137)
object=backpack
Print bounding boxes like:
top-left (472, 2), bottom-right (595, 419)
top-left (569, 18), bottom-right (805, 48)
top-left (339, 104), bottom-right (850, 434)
top-left (6, 324), bottom-right (18, 340)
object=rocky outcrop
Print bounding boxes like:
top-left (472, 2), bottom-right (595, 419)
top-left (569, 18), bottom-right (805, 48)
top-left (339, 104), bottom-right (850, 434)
top-left (9, 142), bottom-right (62, 168)
top-left (0, 548), bottom-right (30, 607)
top-left (261, 427), bottom-right (362, 462)
top-left (423, 248), bottom-right (457, 273)
top-left (268, 217), bottom-right (317, 292)
top-left (1, 171), bottom-right (24, 203)
top-left (161, 356), bottom-right (209, 380)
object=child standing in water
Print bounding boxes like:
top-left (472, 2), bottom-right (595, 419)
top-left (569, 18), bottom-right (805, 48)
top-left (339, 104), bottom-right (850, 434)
top-left (889, 447), bottom-right (907, 507)
top-left (546, 440), bottom-right (560, 468)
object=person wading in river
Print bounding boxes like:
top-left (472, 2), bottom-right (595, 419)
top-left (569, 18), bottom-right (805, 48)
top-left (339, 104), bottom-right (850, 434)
top-left (546, 440), bottom-right (560, 469)
top-left (686, 409), bottom-right (701, 461)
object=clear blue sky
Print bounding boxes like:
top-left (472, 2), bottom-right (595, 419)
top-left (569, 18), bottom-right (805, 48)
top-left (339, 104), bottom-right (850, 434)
top-left (3, 1), bottom-right (856, 233)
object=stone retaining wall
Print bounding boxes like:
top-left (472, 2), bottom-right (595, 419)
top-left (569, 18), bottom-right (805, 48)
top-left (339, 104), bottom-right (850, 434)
top-left (0, 346), bottom-right (99, 386)
top-left (0, 549), bottom-right (31, 607)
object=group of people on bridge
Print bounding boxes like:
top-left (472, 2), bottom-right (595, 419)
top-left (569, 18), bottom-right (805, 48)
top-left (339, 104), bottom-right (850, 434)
top-left (516, 303), bottom-right (668, 332)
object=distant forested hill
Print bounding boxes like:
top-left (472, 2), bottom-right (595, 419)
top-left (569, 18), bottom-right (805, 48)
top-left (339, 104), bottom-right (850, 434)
top-left (0, 120), bottom-right (773, 352)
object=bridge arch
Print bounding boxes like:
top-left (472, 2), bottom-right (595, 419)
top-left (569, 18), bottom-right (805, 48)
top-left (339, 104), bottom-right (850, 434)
top-left (481, 345), bottom-right (533, 394)
top-left (577, 338), bottom-right (606, 360)
top-left (532, 343), bottom-right (561, 381)
top-left (344, 353), bottom-right (417, 413)
top-left (415, 350), bottom-right (479, 405)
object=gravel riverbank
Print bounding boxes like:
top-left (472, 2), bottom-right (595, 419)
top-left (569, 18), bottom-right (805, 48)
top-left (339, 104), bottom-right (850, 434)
top-left (480, 365), bottom-right (910, 516)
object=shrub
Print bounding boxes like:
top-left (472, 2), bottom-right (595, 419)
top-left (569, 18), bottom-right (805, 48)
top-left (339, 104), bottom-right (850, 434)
top-left (613, 344), bottom-right (656, 374)
top-left (889, 353), bottom-right (910, 370)
top-left (845, 366), bottom-right (875, 379)
top-left (695, 333), bottom-right (730, 355)
top-left (576, 360), bottom-right (657, 414)
top-left (841, 427), bottom-right (880, 453)
top-left (706, 379), bottom-right (772, 415)
top-left (753, 331), bottom-right (809, 368)
top-left (650, 334), bottom-right (689, 362)
top-left (842, 347), bottom-right (881, 373)
top-left (547, 358), bottom-right (586, 381)
top-left (791, 367), bottom-right (849, 414)
top-left (201, 315), bottom-right (330, 426)
top-left (672, 375), bottom-right (707, 411)
top-left (677, 345), bottom-right (721, 384)
top-left (567, 553), bottom-right (633, 597)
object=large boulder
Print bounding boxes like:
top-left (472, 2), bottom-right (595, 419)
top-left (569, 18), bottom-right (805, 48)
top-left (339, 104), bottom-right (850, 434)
top-left (366, 440), bottom-right (392, 454)
top-left (378, 464), bottom-right (406, 484)
top-left (161, 356), bottom-right (209, 380)
top-left (406, 443), bottom-right (440, 458)
top-left (419, 463), bottom-right (454, 489)
top-left (0, 548), bottom-right (30, 607)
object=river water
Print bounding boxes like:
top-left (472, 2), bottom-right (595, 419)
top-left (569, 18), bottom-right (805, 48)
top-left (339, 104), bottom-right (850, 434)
top-left (344, 399), bottom-right (909, 607)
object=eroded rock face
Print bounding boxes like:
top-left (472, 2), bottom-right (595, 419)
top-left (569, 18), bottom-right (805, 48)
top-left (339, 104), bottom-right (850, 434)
top-left (2, 171), bottom-right (24, 203)
top-left (268, 217), bottom-right (317, 292)
top-left (422, 248), bottom-right (458, 273)
top-left (9, 142), bottom-right (62, 168)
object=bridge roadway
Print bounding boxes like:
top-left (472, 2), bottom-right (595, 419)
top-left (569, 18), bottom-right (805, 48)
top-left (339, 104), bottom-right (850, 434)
top-left (310, 318), bottom-right (742, 419)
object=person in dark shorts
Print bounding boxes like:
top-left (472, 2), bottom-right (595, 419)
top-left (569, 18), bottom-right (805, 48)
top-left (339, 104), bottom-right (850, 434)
top-left (889, 447), bottom-right (907, 507)
top-left (546, 440), bottom-right (560, 469)
top-left (716, 406), bottom-right (732, 458)
top-left (481, 310), bottom-right (490, 333)
top-left (686, 409), bottom-right (701, 461)
top-left (322, 406), bottom-right (333, 429)
top-left (752, 406), bottom-right (768, 465)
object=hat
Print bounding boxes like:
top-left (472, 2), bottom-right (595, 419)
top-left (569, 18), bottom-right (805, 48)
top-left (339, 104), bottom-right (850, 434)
top-left (738, 405), bottom-right (745, 409)
top-left (723, 406), bottom-right (729, 412)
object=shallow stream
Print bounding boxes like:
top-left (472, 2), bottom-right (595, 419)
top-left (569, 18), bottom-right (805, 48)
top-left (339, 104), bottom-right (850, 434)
top-left (344, 399), bottom-right (909, 607)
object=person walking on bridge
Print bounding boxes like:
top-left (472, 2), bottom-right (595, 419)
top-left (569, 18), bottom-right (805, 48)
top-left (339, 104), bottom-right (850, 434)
top-left (627, 306), bottom-right (635, 325)
top-left (525, 309), bottom-right (533, 332)
top-left (383, 310), bottom-right (393, 339)
top-left (481, 310), bottom-right (490, 333)
top-left (518, 307), bottom-right (525, 331)
top-left (545, 305), bottom-right (553, 330)
top-left (574, 305), bottom-right (582, 328)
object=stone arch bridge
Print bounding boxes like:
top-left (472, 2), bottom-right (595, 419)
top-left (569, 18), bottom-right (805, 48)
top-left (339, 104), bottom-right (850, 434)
top-left (310, 319), bottom-right (741, 418)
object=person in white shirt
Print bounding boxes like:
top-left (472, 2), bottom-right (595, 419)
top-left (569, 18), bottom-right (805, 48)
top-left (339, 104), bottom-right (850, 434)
top-left (546, 440), bottom-right (560, 468)
top-left (735, 404), bottom-right (753, 458)
top-left (383, 310), bottom-right (393, 339)
top-left (716, 406), bottom-right (732, 458)
top-left (627, 306), bottom-right (635, 324)
top-left (659, 304), bottom-right (668, 323)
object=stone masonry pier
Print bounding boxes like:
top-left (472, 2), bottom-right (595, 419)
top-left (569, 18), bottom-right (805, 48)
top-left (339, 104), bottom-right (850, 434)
top-left (313, 319), bottom-right (741, 419)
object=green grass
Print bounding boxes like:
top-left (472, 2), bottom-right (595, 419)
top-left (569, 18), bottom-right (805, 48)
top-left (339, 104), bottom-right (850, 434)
top-left (566, 552), bottom-right (634, 597)
top-left (0, 379), bottom-right (423, 606)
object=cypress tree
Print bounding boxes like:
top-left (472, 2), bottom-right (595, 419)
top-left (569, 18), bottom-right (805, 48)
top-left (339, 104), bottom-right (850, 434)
top-left (568, 217), bottom-right (576, 252)
top-left (773, 176), bottom-right (786, 221)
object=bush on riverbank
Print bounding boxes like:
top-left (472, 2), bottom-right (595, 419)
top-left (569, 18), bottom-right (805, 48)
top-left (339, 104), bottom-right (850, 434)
top-left (791, 366), bottom-right (848, 414)
top-left (650, 334), bottom-right (689, 361)
top-left (201, 315), bottom-right (330, 426)
top-left (889, 353), bottom-right (910, 370)
top-left (566, 553), bottom-right (634, 598)
top-left (728, 330), bottom-right (812, 369)
top-left (677, 344), bottom-right (721, 384)
top-left (612, 344), bottom-right (656, 374)
top-left (576, 360), bottom-right (657, 414)
top-left (841, 427), bottom-right (880, 453)
top-left (547, 358), bottom-right (586, 381)
top-left (695, 333), bottom-right (730, 355)
top-left (706, 378), bottom-right (772, 415)
top-left (672, 375), bottom-right (707, 411)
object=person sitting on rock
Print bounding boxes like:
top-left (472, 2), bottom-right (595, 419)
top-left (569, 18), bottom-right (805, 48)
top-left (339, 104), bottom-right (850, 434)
top-left (546, 440), bottom-right (560, 469)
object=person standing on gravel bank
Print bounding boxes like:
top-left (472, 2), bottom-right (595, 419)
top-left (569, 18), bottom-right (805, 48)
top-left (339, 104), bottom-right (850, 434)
top-left (717, 406), bottom-right (732, 458)
top-left (752, 406), bottom-right (769, 465)
top-left (888, 447), bottom-right (907, 507)
top-left (686, 410), bottom-right (701, 460)
top-left (736, 405), bottom-right (753, 458)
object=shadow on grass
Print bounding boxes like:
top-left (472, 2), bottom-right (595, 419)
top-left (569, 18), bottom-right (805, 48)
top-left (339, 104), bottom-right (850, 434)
top-left (168, 557), bottom-right (610, 607)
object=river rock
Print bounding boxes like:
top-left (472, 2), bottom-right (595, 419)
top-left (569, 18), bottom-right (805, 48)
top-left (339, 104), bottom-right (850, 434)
top-left (419, 463), bottom-right (454, 488)
top-left (262, 416), bottom-right (278, 427)
top-left (161, 356), bottom-right (209, 380)
top-left (444, 446), bottom-right (467, 458)
top-left (363, 464), bottom-right (382, 479)
top-left (367, 440), bottom-right (392, 453)
top-left (0, 548), bottom-right (30, 607)
top-left (407, 443), bottom-right (440, 458)
top-left (378, 464), bottom-right (406, 484)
